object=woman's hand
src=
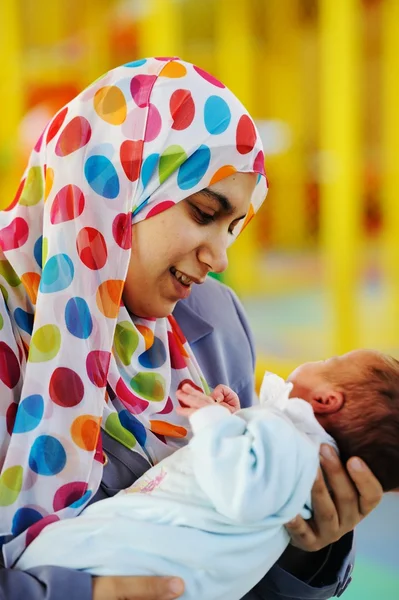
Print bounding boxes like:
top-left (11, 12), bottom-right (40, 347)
top-left (92, 575), bottom-right (184, 600)
top-left (285, 444), bottom-right (383, 552)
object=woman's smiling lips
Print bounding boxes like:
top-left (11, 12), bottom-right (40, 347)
top-left (169, 267), bottom-right (206, 299)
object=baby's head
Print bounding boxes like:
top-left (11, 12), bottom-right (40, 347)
top-left (287, 350), bottom-right (399, 492)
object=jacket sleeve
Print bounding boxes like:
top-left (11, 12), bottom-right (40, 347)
top-left (0, 566), bottom-right (92, 600)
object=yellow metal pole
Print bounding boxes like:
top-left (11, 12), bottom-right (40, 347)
top-left (319, 0), bottom-right (361, 354)
top-left (382, 0), bottom-right (399, 348)
top-left (214, 0), bottom-right (260, 294)
top-left (138, 0), bottom-right (183, 59)
top-left (0, 0), bottom-right (23, 210)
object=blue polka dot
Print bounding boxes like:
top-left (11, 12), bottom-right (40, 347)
top-left (29, 435), bottom-right (66, 476)
top-left (65, 297), bottom-right (93, 339)
top-left (141, 153), bottom-right (159, 188)
top-left (138, 337), bottom-right (167, 369)
top-left (40, 254), bottom-right (74, 294)
top-left (33, 236), bottom-right (43, 268)
top-left (12, 507), bottom-right (42, 536)
top-left (14, 308), bottom-right (34, 335)
top-left (125, 59), bottom-right (147, 68)
top-left (204, 96), bottom-right (231, 134)
top-left (70, 490), bottom-right (92, 509)
top-left (13, 394), bottom-right (44, 433)
top-left (84, 156), bottom-right (120, 199)
top-left (133, 198), bottom-right (149, 217)
top-left (177, 145), bottom-right (211, 190)
top-left (119, 410), bottom-right (147, 446)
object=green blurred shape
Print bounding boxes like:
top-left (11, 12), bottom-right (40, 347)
top-left (344, 559), bottom-right (399, 600)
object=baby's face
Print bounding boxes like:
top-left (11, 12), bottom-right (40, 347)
top-left (287, 349), bottom-right (382, 402)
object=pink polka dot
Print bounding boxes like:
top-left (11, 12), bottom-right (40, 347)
top-left (145, 104), bottom-right (162, 142)
top-left (55, 116), bottom-right (91, 157)
top-left (86, 350), bottom-right (111, 388)
top-left (0, 217), bottom-right (29, 251)
top-left (120, 140), bottom-right (143, 182)
top-left (34, 129), bottom-right (45, 152)
top-left (146, 201), bottom-right (175, 219)
top-left (156, 396), bottom-right (173, 415)
top-left (253, 150), bottom-right (265, 177)
top-left (53, 482), bottom-right (88, 511)
top-left (193, 66), bottom-right (225, 88)
top-left (236, 114), bottom-right (256, 154)
top-left (0, 342), bottom-right (20, 389)
top-left (112, 213), bottom-right (132, 250)
top-left (168, 331), bottom-right (186, 369)
top-left (26, 515), bottom-right (60, 547)
top-left (116, 378), bottom-right (149, 414)
top-left (50, 185), bottom-right (85, 224)
top-left (49, 367), bottom-right (84, 407)
top-left (130, 75), bottom-right (157, 108)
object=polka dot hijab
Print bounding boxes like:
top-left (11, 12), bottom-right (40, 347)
top-left (0, 57), bottom-right (267, 564)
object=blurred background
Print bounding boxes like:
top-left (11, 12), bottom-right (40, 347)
top-left (0, 0), bottom-right (398, 597)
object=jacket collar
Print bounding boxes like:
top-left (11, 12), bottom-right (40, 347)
top-left (172, 298), bottom-right (214, 344)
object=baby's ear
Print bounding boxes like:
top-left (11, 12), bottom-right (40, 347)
top-left (310, 388), bottom-right (344, 414)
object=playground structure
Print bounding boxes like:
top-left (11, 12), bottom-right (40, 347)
top-left (1, 0), bottom-right (399, 378)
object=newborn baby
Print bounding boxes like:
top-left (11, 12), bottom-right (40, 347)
top-left (16, 349), bottom-right (399, 600)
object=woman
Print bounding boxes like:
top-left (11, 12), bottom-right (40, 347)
top-left (0, 58), bottom-right (382, 600)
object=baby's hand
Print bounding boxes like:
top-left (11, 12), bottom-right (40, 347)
top-left (210, 384), bottom-right (240, 413)
top-left (176, 383), bottom-right (240, 418)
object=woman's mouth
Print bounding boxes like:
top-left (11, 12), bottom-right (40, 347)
top-left (170, 267), bottom-right (193, 287)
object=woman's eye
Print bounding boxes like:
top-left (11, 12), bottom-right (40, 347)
top-left (192, 205), bottom-right (215, 225)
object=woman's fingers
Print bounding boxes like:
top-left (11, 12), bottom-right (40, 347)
top-left (285, 515), bottom-right (319, 551)
top-left (92, 575), bottom-right (184, 600)
top-left (346, 457), bottom-right (383, 517)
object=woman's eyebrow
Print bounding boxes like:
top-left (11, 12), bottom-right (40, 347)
top-left (200, 188), bottom-right (233, 214)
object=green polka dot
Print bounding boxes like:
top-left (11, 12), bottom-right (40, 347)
top-left (0, 285), bottom-right (8, 302)
top-left (130, 372), bottom-right (165, 401)
top-left (19, 167), bottom-right (44, 206)
top-left (0, 261), bottom-right (21, 287)
top-left (105, 413), bottom-right (136, 448)
top-left (29, 324), bottom-right (61, 362)
top-left (0, 465), bottom-right (23, 506)
top-left (201, 377), bottom-right (211, 395)
top-left (159, 145), bottom-right (187, 184)
top-left (0, 313), bottom-right (3, 330)
top-left (114, 321), bottom-right (139, 366)
top-left (42, 237), bottom-right (49, 266)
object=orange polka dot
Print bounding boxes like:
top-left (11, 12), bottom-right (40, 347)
top-left (21, 272), bottom-right (41, 305)
top-left (209, 165), bottom-right (237, 186)
top-left (96, 280), bottom-right (124, 318)
top-left (241, 203), bottom-right (255, 232)
top-left (160, 61), bottom-right (187, 78)
top-left (71, 415), bottom-right (101, 451)
top-left (150, 420), bottom-right (188, 438)
top-left (44, 167), bottom-right (54, 202)
top-left (136, 324), bottom-right (154, 350)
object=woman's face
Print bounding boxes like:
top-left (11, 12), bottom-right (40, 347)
top-left (123, 172), bottom-right (257, 318)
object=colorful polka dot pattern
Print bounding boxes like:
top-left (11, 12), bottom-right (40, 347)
top-left (0, 57), bottom-right (267, 565)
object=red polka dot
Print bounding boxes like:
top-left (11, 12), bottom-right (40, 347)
top-left (86, 350), bottom-right (111, 387)
top-left (156, 396), bottom-right (173, 415)
top-left (168, 331), bottom-right (187, 369)
top-left (193, 66), bottom-right (225, 88)
top-left (50, 185), bottom-right (85, 224)
top-left (47, 107), bottom-right (68, 144)
top-left (116, 377), bottom-right (149, 414)
top-left (26, 515), bottom-right (60, 547)
top-left (112, 213), bottom-right (132, 250)
top-left (120, 140), bottom-right (143, 182)
top-left (236, 115), bottom-right (257, 154)
top-left (0, 217), bottom-right (29, 251)
top-left (170, 89), bottom-right (195, 131)
top-left (94, 428), bottom-right (103, 463)
top-left (6, 178), bottom-right (25, 212)
top-left (55, 116), bottom-right (92, 157)
top-left (130, 75), bottom-right (157, 108)
top-left (6, 402), bottom-right (17, 435)
top-left (77, 227), bottom-right (108, 270)
top-left (145, 104), bottom-right (162, 142)
top-left (0, 342), bottom-right (20, 389)
top-left (34, 129), bottom-right (45, 152)
top-left (146, 201), bottom-right (175, 219)
top-left (253, 150), bottom-right (265, 177)
top-left (53, 481), bottom-right (88, 511)
top-left (49, 367), bottom-right (84, 407)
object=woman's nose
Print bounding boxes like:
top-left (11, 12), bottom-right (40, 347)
top-left (198, 235), bottom-right (229, 274)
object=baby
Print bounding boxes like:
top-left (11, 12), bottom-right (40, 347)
top-left (15, 349), bottom-right (399, 600)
